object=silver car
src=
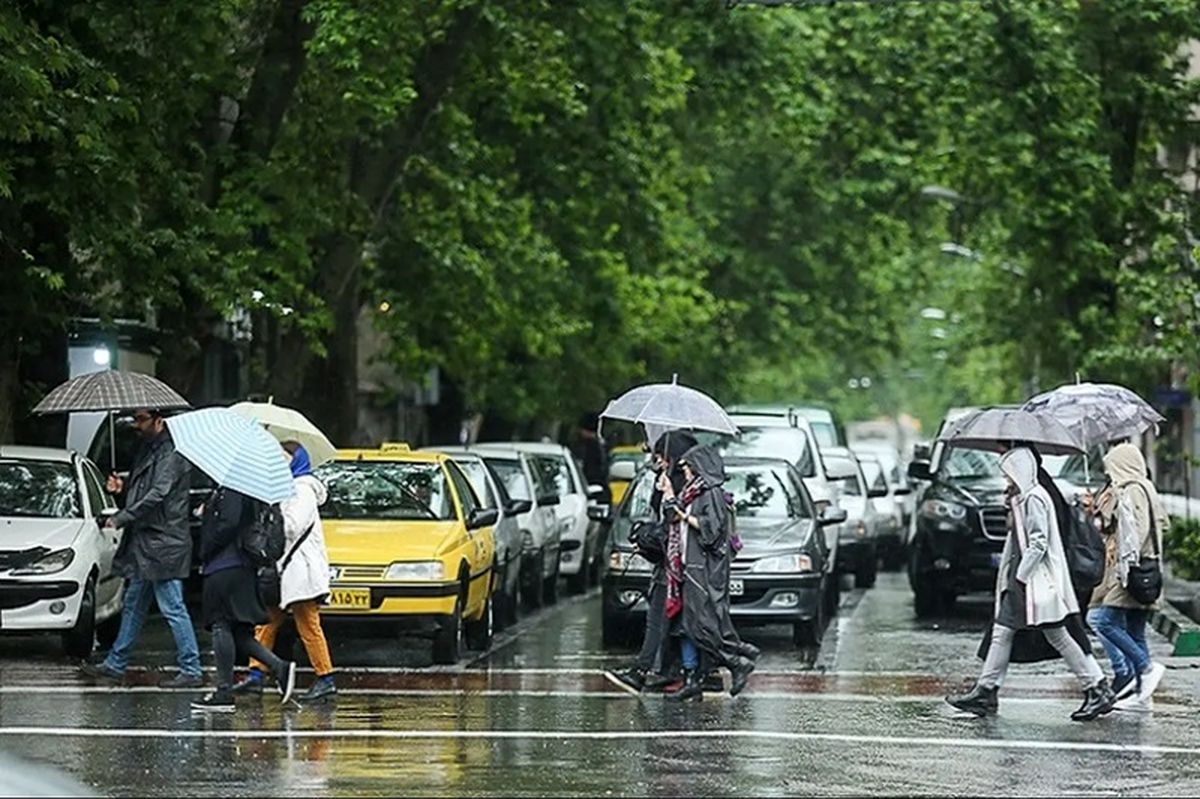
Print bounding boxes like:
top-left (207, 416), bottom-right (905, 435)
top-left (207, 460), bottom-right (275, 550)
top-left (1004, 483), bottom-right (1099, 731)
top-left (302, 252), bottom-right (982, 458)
top-left (823, 447), bottom-right (884, 589)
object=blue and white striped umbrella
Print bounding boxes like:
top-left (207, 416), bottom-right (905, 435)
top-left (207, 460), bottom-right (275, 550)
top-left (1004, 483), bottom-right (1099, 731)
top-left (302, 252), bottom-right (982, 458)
top-left (166, 407), bottom-right (295, 504)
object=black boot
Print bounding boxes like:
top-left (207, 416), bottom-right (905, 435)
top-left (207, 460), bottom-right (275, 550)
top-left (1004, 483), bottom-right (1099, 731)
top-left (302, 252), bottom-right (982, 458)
top-left (738, 642), bottom-right (761, 662)
top-left (945, 683), bottom-right (998, 717)
top-left (666, 669), bottom-right (703, 702)
top-left (1071, 679), bottom-right (1115, 722)
top-left (642, 672), bottom-right (677, 692)
top-left (604, 667), bottom-right (646, 694)
top-left (729, 656), bottom-right (756, 697)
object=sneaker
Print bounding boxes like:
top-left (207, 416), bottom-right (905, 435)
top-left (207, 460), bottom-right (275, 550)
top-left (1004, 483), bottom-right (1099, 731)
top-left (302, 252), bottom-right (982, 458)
top-left (159, 673), bottom-right (205, 689)
top-left (232, 670), bottom-right (265, 696)
top-left (190, 690), bottom-right (235, 713)
top-left (298, 676), bottom-right (338, 703)
top-left (1114, 693), bottom-right (1153, 713)
top-left (276, 661), bottom-right (297, 704)
top-left (79, 662), bottom-right (123, 683)
top-left (1070, 679), bottom-right (1115, 722)
top-left (1111, 672), bottom-right (1137, 701)
top-left (1136, 662), bottom-right (1166, 701)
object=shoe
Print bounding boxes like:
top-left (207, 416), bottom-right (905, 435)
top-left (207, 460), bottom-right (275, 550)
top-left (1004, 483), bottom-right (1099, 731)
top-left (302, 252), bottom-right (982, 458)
top-left (159, 673), bottom-right (204, 689)
top-left (728, 656), bottom-right (756, 697)
top-left (738, 642), bottom-right (761, 662)
top-left (1071, 679), bottom-right (1115, 722)
top-left (79, 662), bottom-right (123, 682)
top-left (604, 668), bottom-right (645, 694)
top-left (299, 676), bottom-right (338, 702)
top-left (666, 669), bottom-right (703, 702)
top-left (1136, 662), bottom-right (1166, 701)
top-left (232, 669), bottom-right (265, 696)
top-left (1111, 672), bottom-right (1137, 701)
top-left (701, 672), bottom-right (724, 693)
top-left (276, 661), bottom-right (297, 704)
top-left (945, 683), bottom-right (998, 717)
top-left (190, 690), bottom-right (235, 713)
top-left (1114, 693), bottom-right (1153, 713)
top-left (642, 673), bottom-right (677, 692)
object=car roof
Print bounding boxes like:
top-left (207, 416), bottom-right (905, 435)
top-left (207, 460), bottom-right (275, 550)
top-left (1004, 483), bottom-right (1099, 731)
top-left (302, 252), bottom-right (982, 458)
top-left (474, 441), bottom-right (568, 455)
top-left (730, 403), bottom-right (834, 421)
top-left (0, 446), bottom-right (78, 464)
top-left (471, 447), bottom-right (524, 461)
top-left (722, 455), bottom-right (799, 471)
top-left (730, 413), bottom-right (800, 429)
top-left (821, 446), bottom-right (856, 460)
top-left (419, 446), bottom-right (482, 461)
top-left (336, 444), bottom-right (447, 464)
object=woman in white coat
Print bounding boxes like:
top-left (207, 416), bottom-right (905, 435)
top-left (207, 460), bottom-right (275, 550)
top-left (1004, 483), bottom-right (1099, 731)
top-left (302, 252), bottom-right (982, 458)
top-left (946, 447), bottom-right (1114, 721)
top-left (236, 442), bottom-right (336, 701)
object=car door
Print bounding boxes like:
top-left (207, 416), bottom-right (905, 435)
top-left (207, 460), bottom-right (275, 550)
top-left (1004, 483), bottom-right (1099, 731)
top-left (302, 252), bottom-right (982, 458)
top-left (522, 455), bottom-right (560, 569)
top-left (445, 461), bottom-right (493, 613)
top-left (80, 460), bottom-right (122, 607)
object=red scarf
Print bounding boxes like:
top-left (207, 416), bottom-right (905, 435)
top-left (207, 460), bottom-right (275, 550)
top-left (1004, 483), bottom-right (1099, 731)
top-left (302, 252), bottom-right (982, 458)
top-left (665, 477), bottom-right (705, 619)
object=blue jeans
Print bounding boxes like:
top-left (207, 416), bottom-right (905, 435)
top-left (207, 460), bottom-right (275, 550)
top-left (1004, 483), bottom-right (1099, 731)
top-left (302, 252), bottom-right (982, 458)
top-left (680, 637), bottom-right (699, 671)
top-left (103, 578), bottom-right (202, 677)
top-left (1088, 606), bottom-right (1151, 678)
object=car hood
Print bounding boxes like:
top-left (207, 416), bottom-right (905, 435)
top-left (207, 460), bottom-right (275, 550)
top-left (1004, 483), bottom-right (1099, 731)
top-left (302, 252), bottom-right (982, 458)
top-left (0, 518), bottom-right (86, 552)
top-left (937, 477), bottom-right (1008, 507)
top-left (734, 517), bottom-right (814, 554)
top-left (322, 519), bottom-right (465, 564)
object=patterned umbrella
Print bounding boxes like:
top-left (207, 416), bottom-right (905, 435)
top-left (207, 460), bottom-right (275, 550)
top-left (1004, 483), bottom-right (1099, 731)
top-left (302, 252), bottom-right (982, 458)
top-left (166, 408), bottom-right (295, 504)
top-left (939, 407), bottom-right (1086, 455)
top-left (1021, 382), bottom-right (1165, 448)
top-left (33, 370), bottom-right (190, 415)
top-left (600, 376), bottom-right (738, 436)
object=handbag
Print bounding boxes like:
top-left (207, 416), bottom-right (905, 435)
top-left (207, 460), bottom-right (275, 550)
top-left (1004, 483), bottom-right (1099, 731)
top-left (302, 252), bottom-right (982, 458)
top-left (258, 522), bottom-right (315, 609)
top-left (630, 520), bottom-right (666, 565)
top-left (1124, 484), bottom-right (1163, 606)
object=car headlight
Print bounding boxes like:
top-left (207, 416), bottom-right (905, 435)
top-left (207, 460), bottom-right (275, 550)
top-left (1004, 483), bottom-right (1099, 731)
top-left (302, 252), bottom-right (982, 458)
top-left (11, 548), bottom-right (75, 576)
top-left (750, 553), bottom-right (813, 573)
top-left (609, 551), bottom-right (653, 573)
top-left (385, 561), bottom-right (445, 581)
top-left (920, 499), bottom-right (968, 521)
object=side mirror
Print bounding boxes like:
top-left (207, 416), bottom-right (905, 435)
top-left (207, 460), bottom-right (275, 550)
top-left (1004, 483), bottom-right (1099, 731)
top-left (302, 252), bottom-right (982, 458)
top-left (505, 498), bottom-right (533, 517)
top-left (819, 507), bottom-right (848, 527)
top-left (587, 484), bottom-right (606, 501)
top-left (912, 443), bottom-right (932, 462)
top-left (537, 494), bottom-right (560, 508)
top-left (587, 505), bottom-right (611, 522)
top-left (907, 461), bottom-right (933, 482)
top-left (609, 461), bottom-right (637, 482)
top-left (467, 507), bottom-right (500, 530)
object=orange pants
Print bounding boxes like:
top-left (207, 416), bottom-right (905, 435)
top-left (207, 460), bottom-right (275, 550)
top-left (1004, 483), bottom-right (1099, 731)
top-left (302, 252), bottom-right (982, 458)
top-left (251, 601), bottom-right (334, 677)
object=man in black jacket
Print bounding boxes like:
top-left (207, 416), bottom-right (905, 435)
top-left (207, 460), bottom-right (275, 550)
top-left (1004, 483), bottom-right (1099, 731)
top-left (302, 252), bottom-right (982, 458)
top-left (80, 408), bottom-right (203, 687)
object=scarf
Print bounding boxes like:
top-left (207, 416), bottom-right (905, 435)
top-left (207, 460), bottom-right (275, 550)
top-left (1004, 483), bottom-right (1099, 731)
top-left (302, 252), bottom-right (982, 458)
top-left (665, 476), bottom-right (705, 620)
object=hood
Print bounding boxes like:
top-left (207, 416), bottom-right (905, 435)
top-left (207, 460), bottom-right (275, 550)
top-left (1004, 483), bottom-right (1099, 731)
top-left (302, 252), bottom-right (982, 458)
top-left (297, 474), bottom-right (328, 506)
top-left (1000, 447), bottom-right (1038, 495)
top-left (1103, 443), bottom-right (1147, 486)
top-left (680, 444), bottom-right (726, 487)
top-left (0, 518), bottom-right (87, 552)
top-left (322, 519), bottom-right (463, 564)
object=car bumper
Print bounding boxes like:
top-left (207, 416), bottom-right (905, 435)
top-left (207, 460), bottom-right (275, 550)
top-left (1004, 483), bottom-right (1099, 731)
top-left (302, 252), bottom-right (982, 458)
top-left (911, 517), bottom-right (1003, 593)
top-left (0, 578), bottom-right (84, 631)
top-left (601, 571), bottom-right (822, 625)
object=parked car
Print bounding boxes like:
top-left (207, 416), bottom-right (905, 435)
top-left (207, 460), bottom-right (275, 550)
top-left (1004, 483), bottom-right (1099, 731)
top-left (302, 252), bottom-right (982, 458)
top-left (722, 413), bottom-right (841, 513)
top-left (601, 457), bottom-right (846, 648)
top-left (0, 446), bottom-right (124, 657)
top-left (422, 448), bottom-right (528, 629)
top-left (607, 445), bottom-right (646, 506)
top-left (472, 446), bottom-right (562, 609)
top-left (853, 449), bottom-right (907, 570)
top-left (852, 441), bottom-right (915, 527)
top-left (906, 421), bottom-right (1008, 616)
top-left (729, 403), bottom-right (847, 448)
top-left (316, 443), bottom-right (499, 664)
top-left (478, 442), bottom-right (606, 594)
top-left (822, 447), bottom-right (884, 588)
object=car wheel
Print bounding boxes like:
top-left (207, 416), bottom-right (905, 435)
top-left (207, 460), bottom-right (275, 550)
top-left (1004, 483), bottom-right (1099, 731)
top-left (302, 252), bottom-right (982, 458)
top-left (601, 610), bottom-right (633, 648)
top-left (793, 591), bottom-right (826, 648)
top-left (432, 587), bottom-right (467, 665)
top-left (521, 552), bottom-right (544, 611)
top-left (465, 592), bottom-right (494, 652)
top-left (913, 578), bottom-right (941, 618)
top-left (543, 557), bottom-right (560, 605)
top-left (63, 576), bottom-right (97, 659)
top-left (823, 571), bottom-right (841, 618)
top-left (854, 545), bottom-right (878, 589)
top-left (566, 558), bottom-right (588, 595)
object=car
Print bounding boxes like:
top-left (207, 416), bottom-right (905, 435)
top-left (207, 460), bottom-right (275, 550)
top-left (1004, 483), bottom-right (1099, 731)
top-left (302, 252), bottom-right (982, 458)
top-left (316, 443), bottom-right (499, 664)
top-left (421, 448), bottom-right (529, 629)
top-left (470, 446), bottom-right (563, 610)
top-left (607, 445), bottom-right (646, 506)
top-left (476, 442), bottom-right (606, 594)
top-left (852, 448), bottom-right (910, 570)
top-left (0, 446), bottom-right (124, 657)
top-left (601, 457), bottom-right (846, 648)
top-left (721, 413), bottom-right (841, 513)
top-left (729, 403), bottom-right (847, 448)
top-left (822, 447), bottom-right (884, 588)
top-left (851, 440), bottom-right (915, 528)
top-left (906, 419), bottom-right (1009, 616)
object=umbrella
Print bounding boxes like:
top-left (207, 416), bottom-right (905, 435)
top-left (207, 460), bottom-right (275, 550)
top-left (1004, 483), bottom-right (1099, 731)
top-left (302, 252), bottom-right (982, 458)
top-left (939, 407), bottom-right (1086, 456)
top-left (166, 407), bottom-right (295, 504)
top-left (600, 376), bottom-right (738, 436)
top-left (32, 370), bottom-right (190, 471)
top-left (228, 400), bottom-right (337, 467)
top-left (1021, 382), bottom-right (1165, 448)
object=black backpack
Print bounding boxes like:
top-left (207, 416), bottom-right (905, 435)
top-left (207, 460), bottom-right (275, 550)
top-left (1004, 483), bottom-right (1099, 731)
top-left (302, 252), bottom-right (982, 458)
top-left (239, 501), bottom-right (286, 568)
top-left (1062, 502), bottom-right (1105, 594)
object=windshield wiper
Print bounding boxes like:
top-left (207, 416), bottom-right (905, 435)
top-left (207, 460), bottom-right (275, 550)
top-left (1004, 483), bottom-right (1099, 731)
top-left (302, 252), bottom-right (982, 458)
top-left (372, 473), bottom-right (438, 519)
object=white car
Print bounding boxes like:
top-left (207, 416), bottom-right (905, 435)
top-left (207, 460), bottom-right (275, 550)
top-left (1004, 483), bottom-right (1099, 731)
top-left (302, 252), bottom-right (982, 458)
top-left (823, 447), bottom-right (884, 589)
top-left (478, 442), bottom-right (606, 594)
top-left (0, 446), bottom-right (124, 657)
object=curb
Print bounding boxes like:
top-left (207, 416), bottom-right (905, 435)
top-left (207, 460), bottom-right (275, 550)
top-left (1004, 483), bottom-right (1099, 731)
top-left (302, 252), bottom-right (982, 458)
top-left (1154, 600), bottom-right (1200, 657)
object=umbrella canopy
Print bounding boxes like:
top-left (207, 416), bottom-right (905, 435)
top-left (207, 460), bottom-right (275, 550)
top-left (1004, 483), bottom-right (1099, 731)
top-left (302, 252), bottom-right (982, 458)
top-left (166, 408), bottom-right (295, 504)
top-left (33, 370), bottom-right (189, 415)
top-left (1021, 382), bottom-right (1165, 448)
top-left (600, 378), bottom-right (738, 436)
top-left (939, 407), bottom-right (1086, 456)
top-left (228, 401), bottom-right (337, 467)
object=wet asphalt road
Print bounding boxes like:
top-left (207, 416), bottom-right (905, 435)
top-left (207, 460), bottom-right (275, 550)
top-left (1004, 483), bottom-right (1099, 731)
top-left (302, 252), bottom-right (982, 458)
top-left (1, 572), bottom-right (1199, 796)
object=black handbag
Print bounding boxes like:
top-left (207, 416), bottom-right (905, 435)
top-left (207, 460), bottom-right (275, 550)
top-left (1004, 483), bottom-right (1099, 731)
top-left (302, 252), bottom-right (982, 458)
top-left (630, 520), bottom-right (667, 565)
top-left (1125, 484), bottom-right (1163, 606)
top-left (258, 522), bottom-right (315, 609)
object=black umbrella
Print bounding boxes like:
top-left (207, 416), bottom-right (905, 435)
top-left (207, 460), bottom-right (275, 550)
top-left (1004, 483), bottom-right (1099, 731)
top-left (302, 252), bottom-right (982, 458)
top-left (939, 407), bottom-right (1086, 456)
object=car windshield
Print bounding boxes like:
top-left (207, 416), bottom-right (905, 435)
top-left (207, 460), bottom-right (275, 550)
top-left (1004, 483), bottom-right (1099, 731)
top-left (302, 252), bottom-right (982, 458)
top-left (940, 447), bottom-right (1002, 481)
top-left (317, 461), bottom-right (452, 521)
top-left (531, 454), bottom-right (574, 496)
top-left (483, 458), bottom-right (531, 502)
top-left (621, 470), bottom-right (658, 520)
top-left (727, 466), bottom-right (812, 520)
top-left (453, 459), bottom-right (497, 509)
top-left (0, 460), bottom-right (81, 519)
top-left (809, 421), bottom-right (838, 448)
top-left (718, 427), bottom-right (816, 478)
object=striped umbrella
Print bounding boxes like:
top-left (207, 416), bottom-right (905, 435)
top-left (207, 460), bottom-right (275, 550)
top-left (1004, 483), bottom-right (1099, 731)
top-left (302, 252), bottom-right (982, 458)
top-left (33, 370), bottom-right (189, 414)
top-left (166, 408), bottom-right (295, 504)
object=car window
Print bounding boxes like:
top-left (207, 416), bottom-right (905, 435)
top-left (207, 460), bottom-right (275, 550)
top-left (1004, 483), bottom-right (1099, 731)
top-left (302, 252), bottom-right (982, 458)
top-left (726, 467), bottom-right (809, 520)
top-left (718, 427), bottom-right (816, 478)
top-left (809, 421), bottom-right (838, 448)
top-left (81, 463), bottom-right (109, 516)
top-left (453, 459), bottom-right (498, 509)
top-left (445, 461), bottom-right (480, 517)
top-left (860, 459), bottom-right (888, 494)
top-left (316, 460), bottom-right (453, 521)
top-left (531, 454), bottom-right (574, 496)
top-left (0, 460), bottom-right (82, 518)
top-left (484, 457), bottom-right (531, 501)
top-left (826, 456), bottom-right (863, 496)
top-left (621, 470), bottom-right (657, 520)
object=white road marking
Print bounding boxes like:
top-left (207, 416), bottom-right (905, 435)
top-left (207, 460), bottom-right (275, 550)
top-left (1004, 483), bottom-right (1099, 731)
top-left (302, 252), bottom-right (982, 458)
top-left (0, 725), bottom-right (1196, 756)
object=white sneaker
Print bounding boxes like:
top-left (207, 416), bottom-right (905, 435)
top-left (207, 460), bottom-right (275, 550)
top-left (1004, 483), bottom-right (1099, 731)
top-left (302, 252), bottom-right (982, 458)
top-left (1113, 693), bottom-right (1153, 713)
top-left (1136, 662), bottom-right (1166, 701)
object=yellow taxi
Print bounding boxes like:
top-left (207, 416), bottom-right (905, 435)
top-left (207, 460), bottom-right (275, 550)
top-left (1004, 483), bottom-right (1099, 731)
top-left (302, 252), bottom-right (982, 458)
top-left (316, 443), bottom-right (498, 664)
top-left (608, 444), bottom-right (647, 506)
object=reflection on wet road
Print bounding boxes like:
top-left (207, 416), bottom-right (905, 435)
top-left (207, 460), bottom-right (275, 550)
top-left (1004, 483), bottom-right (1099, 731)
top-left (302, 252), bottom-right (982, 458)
top-left (1, 573), bottom-right (1198, 796)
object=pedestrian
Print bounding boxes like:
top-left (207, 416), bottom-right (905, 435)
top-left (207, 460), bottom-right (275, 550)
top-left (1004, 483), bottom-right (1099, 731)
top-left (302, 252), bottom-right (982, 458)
top-left (191, 485), bottom-right (297, 712)
top-left (662, 444), bottom-right (755, 701)
top-left (234, 441), bottom-right (336, 702)
top-left (1086, 442), bottom-right (1167, 711)
top-left (79, 408), bottom-right (203, 687)
top-left (946, 447), bottom-right (1114, 721)
top-left (577, 412), bottom-right (612, 505)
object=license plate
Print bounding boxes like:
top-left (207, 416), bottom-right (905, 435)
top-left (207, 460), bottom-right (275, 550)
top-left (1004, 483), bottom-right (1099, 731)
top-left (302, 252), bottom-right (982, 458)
top-left (729, 578), bottom-right (744, 597)
top-left (990, 553), bottom-right (1003, 568)
top-left (329, 587), bottom-right (371, 610)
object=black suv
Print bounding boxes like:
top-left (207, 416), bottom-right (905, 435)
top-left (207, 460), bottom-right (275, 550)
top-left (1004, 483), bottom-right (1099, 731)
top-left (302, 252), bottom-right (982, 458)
top-left (906, 428), bottom-right (1009, 616)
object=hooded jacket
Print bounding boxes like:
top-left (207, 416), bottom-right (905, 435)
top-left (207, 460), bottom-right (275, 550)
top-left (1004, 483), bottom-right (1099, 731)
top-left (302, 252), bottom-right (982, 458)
top-left (1090, 443), bottom-right (1165, 609)
top-left (277, 474), bottom-right (332, 609)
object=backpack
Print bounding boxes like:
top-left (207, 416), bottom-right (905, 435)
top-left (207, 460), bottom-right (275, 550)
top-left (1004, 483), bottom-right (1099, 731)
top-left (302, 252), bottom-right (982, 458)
top-left (1061, 502), bottom-right (1105, 594)
top-left (239, 501), bottom-right (286, 568)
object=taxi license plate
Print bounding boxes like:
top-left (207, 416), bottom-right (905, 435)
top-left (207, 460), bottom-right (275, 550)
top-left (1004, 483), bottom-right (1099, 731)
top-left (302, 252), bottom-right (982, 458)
top-left (329, 587), bottom-right (371, 610)
top-left (729, 578), bottom-right (744, 597)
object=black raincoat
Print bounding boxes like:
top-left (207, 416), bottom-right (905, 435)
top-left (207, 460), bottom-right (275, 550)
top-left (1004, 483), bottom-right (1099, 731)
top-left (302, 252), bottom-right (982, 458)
top-left (112, 430), bottom-right (193, 581)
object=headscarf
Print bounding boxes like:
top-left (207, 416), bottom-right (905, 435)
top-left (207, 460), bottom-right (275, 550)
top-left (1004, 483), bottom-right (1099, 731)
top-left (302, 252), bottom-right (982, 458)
top-left (288, 443), bottom-right (313, 479)
top-left (1102, 443), bottom-right (1161, 586)
top-left (999, 447), bottom-right (1039, 498)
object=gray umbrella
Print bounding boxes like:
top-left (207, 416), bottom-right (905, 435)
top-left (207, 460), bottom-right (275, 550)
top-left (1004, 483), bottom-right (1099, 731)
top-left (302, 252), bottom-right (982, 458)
top-left (1021, 382), bottom-right (1165, 448)
top-left (33, 370), bottom-right (189, 415)
top-left (939, 407), bottom-right (1086, 456)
